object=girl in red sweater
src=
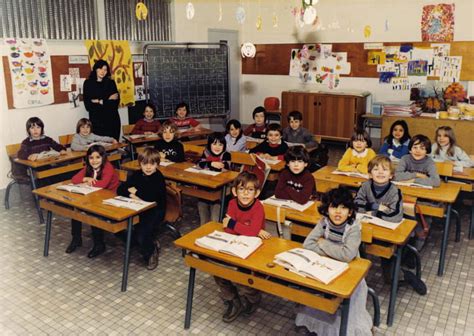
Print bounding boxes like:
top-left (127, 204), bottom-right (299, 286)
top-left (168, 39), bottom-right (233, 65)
top-left (65, 145), bottom-right (119, 258)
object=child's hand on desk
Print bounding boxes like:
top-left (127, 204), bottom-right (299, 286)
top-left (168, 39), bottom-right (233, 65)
top-left (60, 150), bottom-right (67, 155)
top-left (108, 93), bottom-right (119, 100)
top-left (258, 229), bottom-right (271, 239)
top-left (415, 173), bottom-right (427, 178)
top-left (112, 139), bottom-right (118, 144)
top-left (28, 153), bottom-right (38, 161)
top-left (211, 162), bottom-right (225, 169)
top-left (83, 177), bottom-right (97, 185)
top-left (222, 215), bottom-right (231, 228)
top-left (129, 193), bottom-right (141, 200)
top-left (128, 187), bottom-right (137, 195)
top-left (159, 152), bottom-right (166, 160)
top-left (403, 179), bottom-right (416, 183)
top-left (379, 204), bottom-right (389, 213)
top-left (260, 153), bottom-right (271, 160)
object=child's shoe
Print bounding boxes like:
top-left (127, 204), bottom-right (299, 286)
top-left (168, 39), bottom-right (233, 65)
top-left (222, 296), bottom-right (243, 323)
top-left (241, 295), bottom-right (261, 316)
top-left (65, 237), bottom-right (82, 254)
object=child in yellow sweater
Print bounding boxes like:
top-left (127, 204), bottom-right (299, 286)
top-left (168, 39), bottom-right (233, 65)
top-left (337, 129), bottom-right (376, 174)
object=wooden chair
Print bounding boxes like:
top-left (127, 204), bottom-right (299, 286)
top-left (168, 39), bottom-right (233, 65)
top-left (435, 161), bottom-right (454, 179)
top-left (183, 143), bottom-right (205, 163)
top-left (4, 143), bottom-right (30, 209)
top-left (58, 134), bottom-right (75, 147)
top-left (231, 152), bottom-right (272, 190)
top-left (163, 182), bottom-right (183, 239)
top-left (122, 124), bottom-right (135, 136)
top-left (263, 203), bottom-right (287, 238)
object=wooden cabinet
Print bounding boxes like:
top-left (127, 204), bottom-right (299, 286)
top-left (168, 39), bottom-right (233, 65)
top-left (281, 91), bottom-right (369, 141)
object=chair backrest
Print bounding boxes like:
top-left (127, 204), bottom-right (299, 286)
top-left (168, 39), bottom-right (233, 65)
top-left (435, 161), bottom-right (453, 177)
top-left (232, 152), bottom-right (271, 190)
top-left (263, 203), bottom-right (287, 238)
top-left (122, 124), bottom-right (135, 136)
top-left (59, 134), bottom-right (75, 146)
top-left (313, 134), bottom-right (322, 144)
top-left (116, 169), bottom-right (128, 182)
top-left (231, 151), bottom-right (256, 166)
top-left (183, 143), bottom-right (205, 155)
top-left (6, 143), bottom-right (21, 158)
top-left (164, 182), bottom-right (183, 223)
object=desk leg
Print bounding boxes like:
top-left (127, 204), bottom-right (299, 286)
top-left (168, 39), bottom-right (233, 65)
top-left (469, 205), bottom-right (474, 240)
top-left (43, 210), bottom-right (52, 257)
top-left (438, 204), bottom-right (452, 276)
top-left (130, 144), bottom-right (135, 161)
top-left (28, 167), bottom-right (44, 224)
top-left (121, 218), bottom-right (133, 292)
top-left (339, 298), bottom-right (350, 336)
top-left (184, 267), bottom-right (196, 329)
top-left (387, 247), bottom-right (402, 326)
top-left (218, 185), bottom-right (227, 222)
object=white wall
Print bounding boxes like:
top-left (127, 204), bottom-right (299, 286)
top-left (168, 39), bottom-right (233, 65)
top-left (1, 0), bottom-right (473, 188)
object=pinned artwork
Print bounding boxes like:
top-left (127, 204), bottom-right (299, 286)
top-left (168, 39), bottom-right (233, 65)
top-left (364, 25), bottom-right (372, 38)
top-left (272, 12), bottom-right (278, 28)
top-left (6, 38), bottom-right (54, 108)
top-left (367, 51), bottom-right (386, 65)
top-left (218, 1), bottom-right (223, 22)
top-left (303, 6), bottom-right (317, 25)
top-left (256, 15), bottom-right (262, 31)
top-left (241, 43), bottom-right (256, 58)
top-left (421, 3), bottom-right (455, 42)
top-left (236, 6), bottom-right (246, 24)
top-left (135, 2), bottom-right (148, 21)
top-left (186, 2), bottom-right (195, 20)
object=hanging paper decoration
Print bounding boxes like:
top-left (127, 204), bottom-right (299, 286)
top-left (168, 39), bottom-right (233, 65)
top-left (303, 6), bottom-right (317, 25)
top-left (364, 25), bottom-right (372, 38)
top-left (6, 38), bottom-right (54, 108)
top-left (272, 12), bottom-right (278, 28)
top-left (135, 2), bottom-right (148, 20)
top-left (421, 3), bottom-right (455, 42)
top-left (236, 6), bottom-right (246, 24)
top-left (218, 0), bottom-right (222, 22)
top-left (385, 19), bottom-right (390, 32)
top-left (241, 43), bottom-right (256, 58)
top-left (186, 2), bottom-right (195, 20)
top-left (256, 15), bottom-right (262, 31)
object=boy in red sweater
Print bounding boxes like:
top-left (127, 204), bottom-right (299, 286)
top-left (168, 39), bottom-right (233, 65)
top-left (215, 171), bottom-right (271, 323)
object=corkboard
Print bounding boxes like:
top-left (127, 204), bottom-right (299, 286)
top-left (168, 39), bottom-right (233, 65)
top-left (242, 41), bottom-right (474, 81)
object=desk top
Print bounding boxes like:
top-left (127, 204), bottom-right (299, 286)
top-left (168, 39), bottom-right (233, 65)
top-left (121, 161), bottom-right (239, 189)
top-left (313, 166), bottom-right (461, 203)
top-left (13, 143), bottom-right (127, 169)
top-left (175, 222), bottom-right (371, 298)
top-left (33, 181), bottom-right (155, 221)
top-left (124, 128), bottom-right (214, 145)
top-left (452, 167), bottom-right (474, 181)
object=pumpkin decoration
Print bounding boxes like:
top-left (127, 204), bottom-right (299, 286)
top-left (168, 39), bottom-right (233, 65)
top-left (443, 82), bottom-right (467, 102)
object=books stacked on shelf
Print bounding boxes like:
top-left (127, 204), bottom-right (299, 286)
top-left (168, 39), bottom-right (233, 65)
top-left (56, 183), bottom-right (102, 195)
top-left (262, 196), bottom-right (314, 212)
top-left (103, 196), bottom-right (154, 211)
top-left (356, 213), bottom-right (403, 230)
top-left (195, 230), bottom-right (262, 259)
top-left (382, 101), bottom-right (422, 117)
top-left (274, 248), bottom-right (349, 285)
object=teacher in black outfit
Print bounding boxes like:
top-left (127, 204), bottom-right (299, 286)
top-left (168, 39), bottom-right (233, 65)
top-left (83, 60), bottom-right (121, 140)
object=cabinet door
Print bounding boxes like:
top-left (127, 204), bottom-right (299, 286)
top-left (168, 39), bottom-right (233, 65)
top-left (281, 92), bottom-right (311, 129)
top-left (318, 95), bottom-right (357, 139)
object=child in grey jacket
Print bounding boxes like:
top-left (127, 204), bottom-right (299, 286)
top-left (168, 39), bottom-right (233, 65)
top-left (394, 134), bottom-right (440, 187)
top-left (295, 186), bottom-right (372, 335)
top-left (71, 118), bottom-right (117, 151)
top-left (282, 110), bottom-right (318, 149)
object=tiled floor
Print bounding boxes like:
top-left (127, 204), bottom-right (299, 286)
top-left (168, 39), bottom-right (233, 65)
top-left (1, 144), bottom-right (474, 335)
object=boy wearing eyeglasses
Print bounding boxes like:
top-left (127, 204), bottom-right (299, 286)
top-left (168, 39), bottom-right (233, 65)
top-left (214, 171), bottom-right (271, 323)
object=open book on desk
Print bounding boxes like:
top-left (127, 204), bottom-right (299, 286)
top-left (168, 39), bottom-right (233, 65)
top-left (124, 134), bottom-right (157, 140)
top-left (36, 150), bottom-right (61, 160)
top-left (331, 170), bottom-right (369, 179)
top-left (257, 156), bottom-right (281, 166)
top-left (392, 181), bottom-right (433, 189)
top-left (56, 183), bottom-right (102, 195)
top-left (160, 161), bottom-right (174, 167)
top-left (87, 142), bottom-right (112, 148)
top-left (195, 230), bottom-right (262, 259)
top-left (274, 248), bottom-right (348, 285)
top-left (356, 213), bottom-right (402, 230)
top-left (184, 166), bottom-right (221, 176)
top-left (262, 196), bottom-right (314, 212)
top-left (103, 196), bottom-right (154, 211)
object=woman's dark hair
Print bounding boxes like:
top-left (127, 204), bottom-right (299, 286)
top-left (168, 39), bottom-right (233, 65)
top-left (144, 103), bottom-right (157, 118)
top-left (88, 60), bottom-right (112, 80)
top-left (206, 132), bottom-right (227, 154)
top-left (26, 117), bottom-right (44, 136)
top-left (318, 186), bottom-right (356, 223)
top-left (409, 134), bottom-right (432, 154)
top-left (385, 120), bottom-right (410, 146)
top-left (175, 102), bottom-right (190, 116)
top-left (284, 145), bottom-right (310, 164)
top-left (349, 129), bottom-right (372, 149)
top-left (85, 145), bottom-right (108, 179)
top-left (226, 119), bottom-right (243, 145)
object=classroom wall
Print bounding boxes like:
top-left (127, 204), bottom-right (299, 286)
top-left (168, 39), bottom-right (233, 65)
top-left (1, 0), bottom-right (473, 189)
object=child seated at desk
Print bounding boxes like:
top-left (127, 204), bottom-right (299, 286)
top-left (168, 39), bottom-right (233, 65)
top-left (431, 126), bottom-right (474, 168)
top-left (379, 120), bottom-right (411, 161)
top-left (71, 118), bottom-right (117, 151)
top-left (243, 106), bottom-right (267, 140)
top-left (18, 117), bottom-right (67, 161)
top-left (249, 123), bottom-right (289, 161)
top-left (154, 121), bottom-right (185, 163)
top-left (282, 110), bottom-right (318, 149)
top-left (295, 186), bottom-right (372, 335)
top-left (197, 132), bottom-right (231, 225)
top-left (215, 171), bottom-right (271, 323)
top-left (337, 129), bottom-right (376, 174)
top-left (394, 134), bottom-right (441, 187)
top-left (168, 102), bottom-right (201, 132)
top-left (66, 145), bottom-right (119, 257)
top-left (131, 103), bottom-right (162, 135)
top-left (274, 146), bottom-right (315, 204)
top-left (117, 148), bottom-right (166, 270)
top-left (225, 119), bottom-right (247, 152)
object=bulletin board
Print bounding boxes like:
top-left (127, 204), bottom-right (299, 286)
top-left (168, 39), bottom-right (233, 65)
top-left (241, 41), bottom-right (474, 81)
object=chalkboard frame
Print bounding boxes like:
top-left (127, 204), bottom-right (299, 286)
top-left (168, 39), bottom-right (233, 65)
top-left (143, 42), bottom-right (230, 119)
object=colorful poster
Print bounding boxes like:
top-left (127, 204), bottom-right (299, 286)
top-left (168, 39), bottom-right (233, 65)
top-left (431, 43), bottom-right (450, 56)
top-left (368, 51), bottom-right (386, 65)
top-left (391, 77), bottom-right (410, 91)
top-left (84, 40), bottom-right (135, 106)
top-left (6, 38), bottom-right (54, 109)
top-left (421, 3), bottom-right (455, 42)
top-left (440, 56), bottom-right (462, 83)
top-left (407, 60), bottom-right (428, 76)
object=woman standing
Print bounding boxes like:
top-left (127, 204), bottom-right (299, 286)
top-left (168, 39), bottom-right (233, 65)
top-left (83, 60), bottom-right (121, 140)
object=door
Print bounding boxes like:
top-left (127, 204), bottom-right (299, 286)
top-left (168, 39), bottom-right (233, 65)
top-left (208, 29), bottom-right (240, 122)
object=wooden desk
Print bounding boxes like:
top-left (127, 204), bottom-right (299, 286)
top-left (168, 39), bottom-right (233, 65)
top-left (263, 202), bottom-right (416, 326)
top-left (33, 181), bottom-right (155, 292)
top-left (121, 161), bottom-right (238, 221)
top-left (313, 166), bottom-right (461, 276)
top-left (174, 222), bottom-right (371, 335)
